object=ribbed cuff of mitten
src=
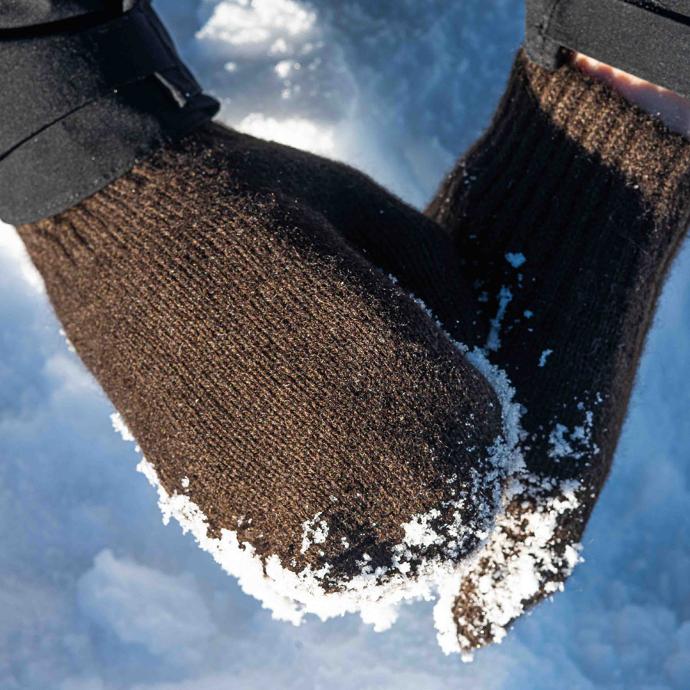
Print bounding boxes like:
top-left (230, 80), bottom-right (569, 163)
top-left (432, 49), bottom-right (690, 239)
top-left (520, 50), bottom-right (690, 224)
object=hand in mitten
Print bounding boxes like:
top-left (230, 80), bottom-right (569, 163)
top-left (423, 51), bottom-right (690, 652)
top-left (18, 122), bottom-right (512, 620)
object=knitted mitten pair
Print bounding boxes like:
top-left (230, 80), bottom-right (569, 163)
top-left (18, 52), bottom-right (690, 648)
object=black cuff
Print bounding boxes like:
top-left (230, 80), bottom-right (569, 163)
top-left (0, 0), bottom-right (219, 224)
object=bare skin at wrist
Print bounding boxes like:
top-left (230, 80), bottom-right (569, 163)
top-left (573, 53), bottom-right (690, 139)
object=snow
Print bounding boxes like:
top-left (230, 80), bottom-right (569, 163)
top-left (1, 0), bottom-right (689, 687)
top-left (538, 348), bottom-right (553, 367)
top-left (119, 343), bottom-right (522, 638)
top-left (548, 406), bottom-right (600, 462)
top-left (77, 550), bottom-right (217, 660)
top-left (506, 253), bottom-right (526, 269)
top-left (486, 287), bottom-right (514, 352)
top-left (237, 113), bottom-right (335, 154)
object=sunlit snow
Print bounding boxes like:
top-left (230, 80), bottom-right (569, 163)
top-left (1, 1), bottom-right (689, 688)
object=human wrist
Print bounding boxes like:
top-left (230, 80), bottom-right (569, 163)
top-left (572, 52), bottom-right (690, 139)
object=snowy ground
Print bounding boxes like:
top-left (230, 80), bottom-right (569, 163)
top-left (1, 1), bottom-right (690, 688)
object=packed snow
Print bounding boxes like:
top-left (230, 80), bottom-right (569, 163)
top-left (1, 0), bottom-right (689, 688)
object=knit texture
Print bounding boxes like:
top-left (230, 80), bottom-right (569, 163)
top-left (425, 51), bottom-right (690, 650)
top-left (17, 123), bottom-right (507, 590)
top-left (16, 48), bottom-right (690, 652)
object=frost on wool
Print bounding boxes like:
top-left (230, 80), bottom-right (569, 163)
top-left (436, 471), bottom-right (584, 659)
top-left (108, 276), bottom-right (594, 659)
top-left (108, 278), bottom-right (590, 657)
top-left (548, 400), bottom-right (601, 462)
top-left (109, 284), bottom-right (526, 641)
top-left (300, 513), bottom-right (329, 555)
top-left (129, 418), bottom-right (520, 635)
top-left (436, 397), bottom-right (608, 656)
top-left (111, 413), bottom-right (134, 442)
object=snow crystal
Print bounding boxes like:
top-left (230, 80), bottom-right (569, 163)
top-left (300, 513), bottom-right (329, 554)
top-left (441, 475), bottom-right (585, 658)
top-left (485, 287), bottom-right (513, 352)
top-left (548, 405), bottom-right (600, 462)
top-left (505, 252), bottom-right (526, 269)
top-left (539, 349), bottom-right (553, 368)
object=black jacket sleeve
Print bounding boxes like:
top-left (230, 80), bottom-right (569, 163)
top-left (525, 0), bottom-right (690, 100)
top-left (0, 0), bottom-right (219, 224)
top-left (0, 1), bottom-right (129, 29)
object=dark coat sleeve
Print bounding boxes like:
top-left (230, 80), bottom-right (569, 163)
top-left (0, 1), bottom-right (132, 30)
top-left (0, 0), bottom-right (219, 224)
